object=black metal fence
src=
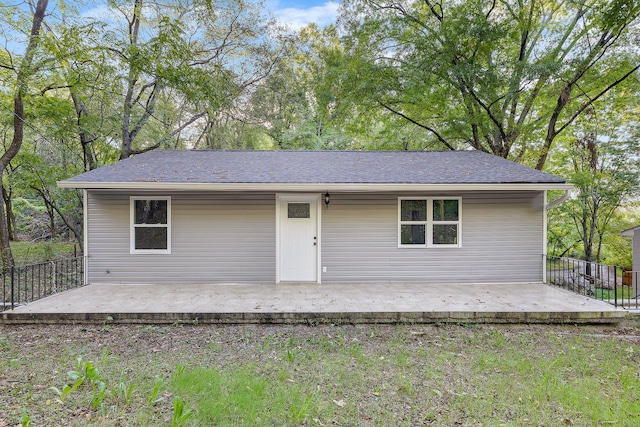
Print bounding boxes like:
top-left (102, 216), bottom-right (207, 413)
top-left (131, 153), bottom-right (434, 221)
top-left (545, 255), bottom-right (639, 309)
top-left (1, 256), bottom-right (85, 311)
top-left (619, 270), bottom-right (640, 310)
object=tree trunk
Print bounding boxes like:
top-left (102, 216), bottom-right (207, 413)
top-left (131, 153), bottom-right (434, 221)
top-left (2, 185), bottom-right (16, 241)
top-left (70, 92), bottom-right (96, 171)
top-left (0, 0), bottom-right (49, 267)
top-left (30, 186), bottom-right (83, 251)
top-left (45, 202), bottom-right (55, 239)
top-left (120, 0), bottom-right (143, 160)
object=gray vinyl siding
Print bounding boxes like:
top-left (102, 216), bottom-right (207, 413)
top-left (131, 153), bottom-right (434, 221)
top-left (321, 192), bottom-right (544, 284)
top-left (633, 233), bottom-right (640, 272)
top-left (86, 191), bottom-right (276, 284)
top-left (86, 190), bottom-right (544, 285)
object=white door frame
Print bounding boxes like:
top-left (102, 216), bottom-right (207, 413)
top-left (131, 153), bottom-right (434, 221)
top-left (275, 193), bottom-right (321, 283)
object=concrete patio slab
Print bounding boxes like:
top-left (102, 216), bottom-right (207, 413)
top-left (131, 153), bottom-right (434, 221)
top-left (0, 282), bottom-right (628, 324)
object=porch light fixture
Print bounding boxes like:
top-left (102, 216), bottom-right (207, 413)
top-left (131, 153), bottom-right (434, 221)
top-left (324, 192), bottom-right (330, 207)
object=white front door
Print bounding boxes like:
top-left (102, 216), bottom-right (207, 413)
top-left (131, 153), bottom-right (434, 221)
top-left (277, 194), bottom-right (320, 282)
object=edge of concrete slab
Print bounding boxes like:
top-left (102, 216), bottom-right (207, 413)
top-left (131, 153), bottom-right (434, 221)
top-left (0, 310), bottom-right (629, 325)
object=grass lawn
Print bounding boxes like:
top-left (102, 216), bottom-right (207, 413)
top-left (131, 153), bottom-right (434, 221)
top-left (597, 287), bottom-right (637, 300)
top-left (1, 323), bottom-right (639, 426)
top-left (10, 240), bottom-right (79, 265)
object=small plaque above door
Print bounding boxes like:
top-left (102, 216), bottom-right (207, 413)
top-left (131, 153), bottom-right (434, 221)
top-left (288, 203), bottom-right (310, 218)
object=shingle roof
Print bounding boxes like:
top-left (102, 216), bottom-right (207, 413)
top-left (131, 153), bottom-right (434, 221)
top-left (60, 149), bottom-right (566, 187)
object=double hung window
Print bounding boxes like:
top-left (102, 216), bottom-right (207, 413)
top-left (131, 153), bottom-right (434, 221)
top-left (130, 197), bottom-right (171, 253)
top-left (398, 197), bottom-right (461, 248)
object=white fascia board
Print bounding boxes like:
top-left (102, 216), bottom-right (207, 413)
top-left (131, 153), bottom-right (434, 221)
top-left (58, 181), bottom-right (574, 192)
top-left (621, 225), bottom-right (640, 237)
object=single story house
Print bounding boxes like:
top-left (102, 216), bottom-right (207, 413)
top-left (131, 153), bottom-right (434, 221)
top-left (621, 225), bottom-right (640, 273)
top-left (58, 150), bottom-right (572, 285)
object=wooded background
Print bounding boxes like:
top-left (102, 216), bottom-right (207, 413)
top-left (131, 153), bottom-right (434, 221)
top-left (1, 0), bottom-right (638, 267)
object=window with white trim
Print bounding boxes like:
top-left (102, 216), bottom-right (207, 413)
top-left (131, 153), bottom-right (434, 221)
top-left (130, 197), bottom-right (171, 253)
top-left (398, 197), bottom-right (461, 248)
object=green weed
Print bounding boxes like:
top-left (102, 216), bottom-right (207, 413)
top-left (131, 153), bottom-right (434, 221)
top-left (20, 408), bottom-right (31, 427)
top-left (113, 381), bottom-right (136, 406)
top-left (147, 375), bottom-right (165, 405)
top-left (103, 315), bottom-right (114, 331)
top-left (171, 396), bottom-right (193, 427)
top-left (50, 370), bottom-right (84, 404)
top-left (91, 380), bottom-right (107, 410)
top-left (50, 357), bottom-right (108, 410)
top-left (286, 349), bottom-right (295, 362)
top-left (259, 333), bottom-right (274, 351)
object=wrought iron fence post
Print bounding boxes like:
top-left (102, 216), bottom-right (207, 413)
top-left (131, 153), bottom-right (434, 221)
top-left (51, 261), bottom-right (57, 293)
top-left (10, 266), bottom-right (14, 310)
top-left (614, 265), bottom-right (618, 308)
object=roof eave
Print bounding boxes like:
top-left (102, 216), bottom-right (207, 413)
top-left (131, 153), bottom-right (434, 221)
top-left (58, 181), bottom-right (573, 192)
top-left (621, 225), bottom-right (640, 237)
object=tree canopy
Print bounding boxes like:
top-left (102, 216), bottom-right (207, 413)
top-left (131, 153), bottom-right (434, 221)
top-left (340, 0), bottom-right (640, 169)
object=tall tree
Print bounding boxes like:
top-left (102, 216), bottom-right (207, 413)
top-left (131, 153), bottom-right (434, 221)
top-left (95, 0), bottom-right (284, 159)
top-left (113, 0), bottom-right (224, 158)
top-left (549, 131), bottom-right (639, 264)
top-left (38, 16), bottom-right (121, 172)
top-left (0, 0), bottom-right (49, 267)
top-left (251, 25), bottom-right (349, 149)
top-left (340, 0), bottom-right (640, 169)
